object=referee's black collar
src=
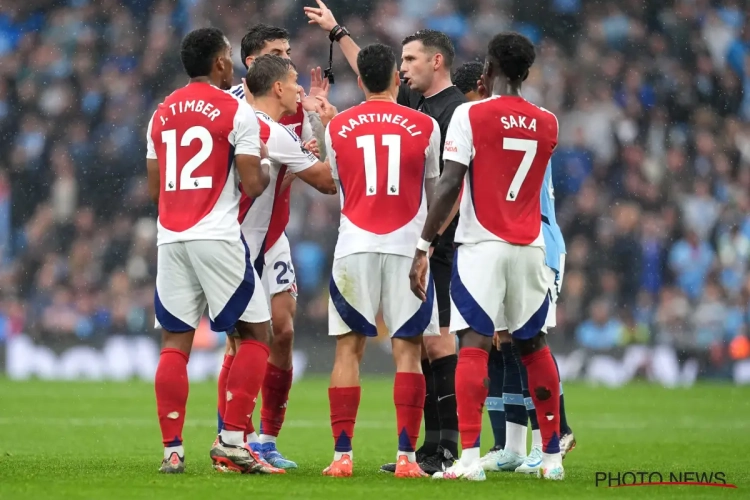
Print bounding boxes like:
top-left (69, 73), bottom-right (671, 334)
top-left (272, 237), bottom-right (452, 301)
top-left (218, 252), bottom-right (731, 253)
top-left (423, 84), bottom-right (457, 100)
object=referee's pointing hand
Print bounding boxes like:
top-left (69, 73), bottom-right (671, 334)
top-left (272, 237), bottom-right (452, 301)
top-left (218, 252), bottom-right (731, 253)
top-left (305, 0), bottom-right (338, 32)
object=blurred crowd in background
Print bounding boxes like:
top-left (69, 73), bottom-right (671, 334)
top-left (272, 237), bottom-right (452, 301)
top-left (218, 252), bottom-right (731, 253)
top-left (1, 0), bottom-right (750, 378)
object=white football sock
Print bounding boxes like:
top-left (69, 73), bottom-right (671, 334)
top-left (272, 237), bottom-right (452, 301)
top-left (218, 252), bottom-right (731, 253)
top-left (259, 434), bottom-right (276, 445)
top-left (245, 431), bottom-right (260, 444)
top-left (220, 429), bottom-right (244, 446)
top-left (164, 445), bottom-right (184, 459)
top-left (460, 447), bottom-right (480, 466)
top-left (531, 429), bottom-right (542, 449)
top-left (504, 422), bottom-right (527, 456)
top-left (334, 450), bottom-right (352, 461)
top-left (541, 451), bottom-right (562, 468)
top-left (397, 451), bottom-right (416, 463)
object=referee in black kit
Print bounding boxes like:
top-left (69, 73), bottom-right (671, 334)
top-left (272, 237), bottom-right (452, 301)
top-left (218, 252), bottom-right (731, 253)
top-left (306, 0), bottom-right (466, 475)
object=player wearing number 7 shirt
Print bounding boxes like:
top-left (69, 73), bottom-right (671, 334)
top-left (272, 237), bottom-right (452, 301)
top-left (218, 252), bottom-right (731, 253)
top-left (322, 44), bottom-right (441, 478)
top-left (410, 32), bottom-right (564, 481)
top-left (146, 28), bottom-right (273, 475)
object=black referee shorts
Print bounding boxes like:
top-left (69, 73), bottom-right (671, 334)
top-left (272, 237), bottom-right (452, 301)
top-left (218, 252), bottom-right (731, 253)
top-left (430, 248), bottom-right (453, 328)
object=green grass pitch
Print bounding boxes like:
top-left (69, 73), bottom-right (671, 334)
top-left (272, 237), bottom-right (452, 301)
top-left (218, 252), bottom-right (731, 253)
top-left (0, 377), bottom-right (748, 499)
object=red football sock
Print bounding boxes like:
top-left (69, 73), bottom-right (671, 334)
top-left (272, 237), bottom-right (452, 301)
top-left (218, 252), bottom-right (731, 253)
top-left (155, 348), bottom-right (189, 447)
top-left (394, 372), bottom-right (425, 453)
top-left (521, 346), bottom-right (561, 454)
top-left (329, 386), bottom-right (361, 452)
top-left (217, 354), bottom-right (234, 433)
top-left (455, 347), bottom-right (489, 450)
top-left (223, 339), bottom-right (269, 432)
top-left (260, 363), bottom-right (293, 437)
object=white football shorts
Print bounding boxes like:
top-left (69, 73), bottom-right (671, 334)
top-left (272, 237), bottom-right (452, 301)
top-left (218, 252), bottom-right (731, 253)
top-left (261, 233), bottom-right (298, 306)
top-left (449, 241), bottom-right (554, 339)
top-left (328, 252), bottom-right (440, 338)
top-left (154, 237), bottom-right (271, 333)
top-left (545, 254), bottom-right (565, 329)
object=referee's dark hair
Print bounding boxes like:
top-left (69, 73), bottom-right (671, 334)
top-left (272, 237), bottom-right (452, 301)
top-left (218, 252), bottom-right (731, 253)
top-left (246, 54), bottom-right (295, 96)
top-left (241, 24), bottom-right (290, 68)
top-left (180, 27), bottom-right (228, 78)
top-left (487, 32), bottom-right (536, 84)
top-left (357, 43), bottom-right (397, 93)
top-left (454, 61), bottom-right (484, 94)
top-left (402, 29), bottom-right (455, 69)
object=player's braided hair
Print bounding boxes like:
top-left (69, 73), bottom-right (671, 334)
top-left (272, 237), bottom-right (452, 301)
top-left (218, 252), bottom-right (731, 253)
top-left (402, 29), bottom-right (455, 69)
top-left (180, 27), bottom-right (228, 78)
top-left (241, 24), bottom-right (290, 68)
top-left (453, 61), bottom-right (484, 94)
top-left (487, 32), bottom-right (536, 83)
top-left (245, 54), bottom-right (295, 97)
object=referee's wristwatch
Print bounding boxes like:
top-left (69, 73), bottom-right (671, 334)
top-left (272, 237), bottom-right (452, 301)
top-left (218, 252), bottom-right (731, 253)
top-left (329, 25), bottom-right (350, 42)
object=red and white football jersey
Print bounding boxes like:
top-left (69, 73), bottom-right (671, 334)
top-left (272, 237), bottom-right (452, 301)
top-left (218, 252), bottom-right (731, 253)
top-left (326, 100), bottom-right (441, 259)
top-left (229, 83), bottom-right (314, 248)
top-left (443, 95), bottom-right (558, 247)
top-left (240, 110), bottom-right (318, 258)
top-left (146, 82), bottom-right (261, 246)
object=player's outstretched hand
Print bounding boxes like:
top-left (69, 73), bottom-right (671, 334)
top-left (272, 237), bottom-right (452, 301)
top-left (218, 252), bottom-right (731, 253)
top-left (315, 96), bottom-right (337, 127)
top-left (298, 86), bottom-right (324, 116)
top-left (303, 139), bottom-right (320, 158)
top-left (305, 0), bottom-right (338, 32)
top-left (409, 251), bottom-right (429, 302)
top-left (308, 67), bottom-right (330, 99)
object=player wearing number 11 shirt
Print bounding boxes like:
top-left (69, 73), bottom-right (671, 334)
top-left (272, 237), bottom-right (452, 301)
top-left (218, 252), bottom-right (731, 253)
top-left (410, 32), bottom-right (564, 481)
top-left (321, 44), bottom-right (441, 478)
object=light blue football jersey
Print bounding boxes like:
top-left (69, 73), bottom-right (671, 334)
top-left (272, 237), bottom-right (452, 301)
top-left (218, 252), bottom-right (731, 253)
top-left (541, 161), bottom-right (566, 273)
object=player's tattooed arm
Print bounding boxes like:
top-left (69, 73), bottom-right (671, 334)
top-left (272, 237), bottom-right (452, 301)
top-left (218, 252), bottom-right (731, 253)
top-left (305, 0), bottom-right (361, 75)
top-left (146, 159), bottom-right (159, 204)
top-left (306, 112), bottom-right (328, 160)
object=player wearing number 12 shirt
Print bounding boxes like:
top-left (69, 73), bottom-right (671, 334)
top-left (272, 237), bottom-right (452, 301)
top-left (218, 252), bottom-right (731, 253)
top-left (146, 28), bottom-right (274, 475)
top-left (410, 32), bottom-right (564, 481)
top-left (321, 44), bottom-right (441, 478)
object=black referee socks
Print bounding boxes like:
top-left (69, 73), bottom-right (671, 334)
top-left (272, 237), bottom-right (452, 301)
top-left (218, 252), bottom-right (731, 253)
top-left (420, 358), bottom-right (441, 455)
top-left (431, 354), bottom-right (459, 457)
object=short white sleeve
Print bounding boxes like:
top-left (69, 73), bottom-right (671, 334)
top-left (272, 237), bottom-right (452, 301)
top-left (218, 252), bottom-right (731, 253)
top-left (146, 111), bottom-right (157, 159)
top-left (301, 109), bottom-right (314, 142)
top-left (230, 100), bottom-right (261, 156)
top-left (424, 116), bottom-right (441, 179)
top-left (443, 102), bottom-right (474, 167)
top-left (324, 124), bottom-right (338, 180)
top-left (269, 122), bottom-right (318, 174)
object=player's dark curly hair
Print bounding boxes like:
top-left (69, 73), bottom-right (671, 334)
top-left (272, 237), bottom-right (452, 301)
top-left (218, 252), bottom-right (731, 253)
top-left (180, 27), bottom-right (228, 78)
top-left (402, 29), bottom-right (455, 69)
top-left (241, 24), bottom-right (290, 68)
top-left (357, 43), bottom-right (396, 93)
top-left (453, 61), bottom-right (484, 94)
top-left (487, 32), bottom-right (536, 83)
top-left (246, 54), bottom-right (296, 97)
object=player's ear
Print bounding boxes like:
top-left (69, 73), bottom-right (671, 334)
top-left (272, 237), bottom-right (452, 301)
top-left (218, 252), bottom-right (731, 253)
top-left (392, 70), bottom-right (400, 88)
top-left (357, 75), bottom-right (364, 92)
top-left (245, 56), bottom-right (254, 68)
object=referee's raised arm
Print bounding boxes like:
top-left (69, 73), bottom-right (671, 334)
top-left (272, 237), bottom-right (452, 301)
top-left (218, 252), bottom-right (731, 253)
top-left (305, 0), bottom-right (362, 76)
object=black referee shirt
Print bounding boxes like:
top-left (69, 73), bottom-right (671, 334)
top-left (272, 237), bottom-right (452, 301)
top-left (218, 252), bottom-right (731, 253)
top-left (397, 83), bottom-right (467, 262)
